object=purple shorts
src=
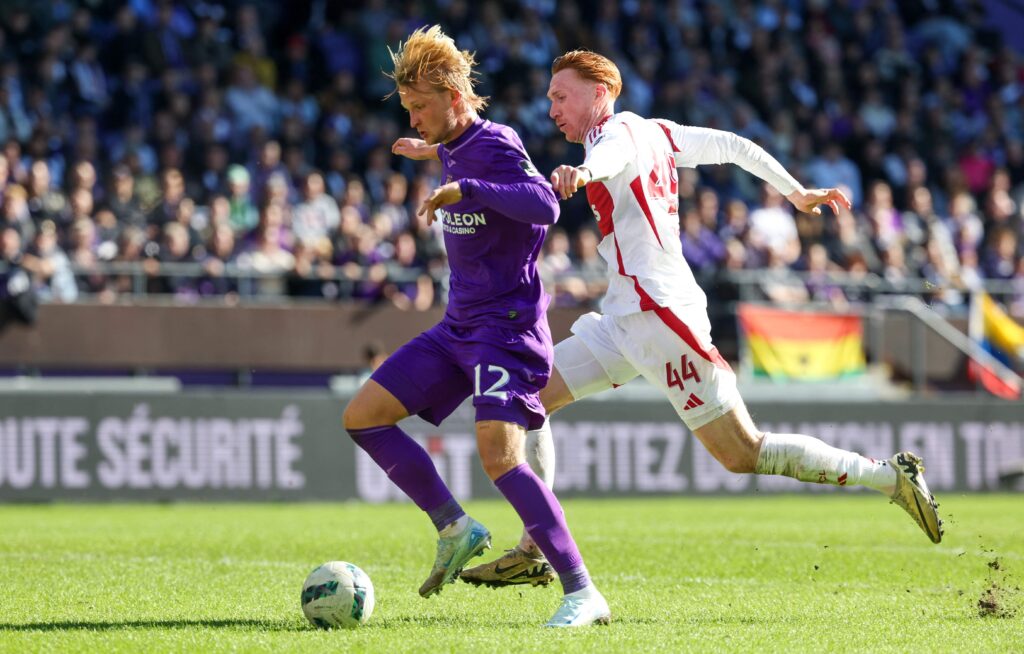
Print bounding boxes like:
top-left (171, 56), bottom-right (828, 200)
top-left (372, 317), bottom-right (552, 430)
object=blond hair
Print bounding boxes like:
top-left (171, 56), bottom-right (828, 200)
top-left (552, 50), bottom-right (622, 99)
top-left (386, 25), bottom-right (488, 111)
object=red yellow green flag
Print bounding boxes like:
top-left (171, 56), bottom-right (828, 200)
top-left (737, 304), bottom-right (866, 380)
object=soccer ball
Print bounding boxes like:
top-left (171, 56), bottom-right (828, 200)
top-left (301, 561), bottom-right (375, 629)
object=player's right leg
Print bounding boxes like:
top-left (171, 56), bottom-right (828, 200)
top-left (343, 328), bottom-right (491, 597)
top-left (462, 320), bottom-right (638, 589)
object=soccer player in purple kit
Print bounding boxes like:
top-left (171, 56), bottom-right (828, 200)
top-left (342, 26), bottom-right (611, 627)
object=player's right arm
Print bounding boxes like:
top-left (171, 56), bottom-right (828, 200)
top-left (392, 137), bottom-right (440, 161)
top-left (550, 124), bottom-right (634, 200)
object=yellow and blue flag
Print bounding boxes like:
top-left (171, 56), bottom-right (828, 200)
top-left (968, 292), bottom-right (1023, 400)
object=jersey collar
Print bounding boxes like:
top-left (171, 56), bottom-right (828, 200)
top-left (444, 117), bottom-right (485, 156)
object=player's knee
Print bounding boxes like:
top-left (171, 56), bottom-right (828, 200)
top-left (342, 399), bottom-right (379, 433)
top-left (341, 401), bottom-right (361, 433)
top-left (718, 427), bottom-right (762, 474)
top-left (481, 457), bottom-right (513, 481)
top-left (478, 448), bottom-right (518, 481)
top-left (720, 452), bottom-right (756, 474)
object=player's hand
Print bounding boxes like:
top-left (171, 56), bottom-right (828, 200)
top-left (786, 187), bottom-right (852, 216)
top-left (418, 181), bottom-right (462, 224)
top-left (550, 165), bottom-right (591, 200)
top-left (391, 138), bottom-right (440, 161)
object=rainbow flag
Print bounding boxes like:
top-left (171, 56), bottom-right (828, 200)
top-left (737, 304), bottom-right (866, 380)
top-left (968, 292), bottom-right (1023, 400)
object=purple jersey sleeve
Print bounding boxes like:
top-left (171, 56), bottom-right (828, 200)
top-left (458, 178), bottom-right (558, 225)
top-left (458, 140), bottom-right (558, 225)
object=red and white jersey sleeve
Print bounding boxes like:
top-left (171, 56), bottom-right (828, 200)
top-left (582, 112), bottom-right (803, 316)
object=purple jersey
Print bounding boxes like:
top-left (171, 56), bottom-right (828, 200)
top-left (438, 119), bottom-right (559, 330)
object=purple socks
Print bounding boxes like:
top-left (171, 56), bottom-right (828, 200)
top-left (349, 428), bottom-right (591, 594)
top-left (348, 425), bottom-right (465, 531)
top-left (494, 463), bottom-right (591, 594)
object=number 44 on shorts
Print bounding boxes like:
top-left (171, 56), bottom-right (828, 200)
top-left (665, 355), bottom-right (701, 391)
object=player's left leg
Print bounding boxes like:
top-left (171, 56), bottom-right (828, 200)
top-left (475, 418), bottom-right (609, 627)
top-left (463, 325), bottom-right (635, 590)
top-left (620, 305), bottom-right (942, 544)
top-left (464, 319), bottom-right (609, 626)
top-left (461, 418), bottom-right (559, 588)
top-left (693, 401), bottom-right (942, 543)
top-left (506, 343), bottom-right (607, 575)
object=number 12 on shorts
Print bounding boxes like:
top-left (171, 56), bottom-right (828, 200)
top-left (474, 364), bottom-right (510, 400)
top-left (665, 354), bottom-right (701, 392)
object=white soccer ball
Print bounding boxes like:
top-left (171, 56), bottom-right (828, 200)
top-left (301, 561), bottom-right (375, 629)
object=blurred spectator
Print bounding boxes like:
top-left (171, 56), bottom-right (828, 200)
top-left (539, 227), bottom-right (572, 287)
top-left (149, 222), bottom-right (197, 297)
top-left (66, 218), bottom-right (105, 294)
top-left (0, 226), bottom-right (37, 327)
top-left (292, 171), bottom-right (340, 246)
top-left (981, 227), bottom-right (1019, 280)
top-left (383, 231), bottom-right (433, 311)
top-left (23, 220), bottom-right (78, 303)
top-left (803, 243), bottom-right (848, 309)
top-left (225, 63), bottom-right (277, 140)
top-left (142, 0), bottom-right (189, 72)
top-left (287, 237), bottom-right (338, 299)
top-left (236, 203), bottom-right (294, 295)
top-left (226, 164), bottom-right (258, 232)
top-left (2, 184), bottom-right (33, 243)
top-left (760, 247), bottom-right (810, 306)
top-left (146, 168), bottom-right (186, 238)
top-left (748, 183), bottom-right (800, 265)
top-left (198, 223), bottom-right (238, 298)
top-left (26, 161), bottom-right (66, 226)
top-left (805, 144), bottom-right (862, 207)
top-left (106, 165), bottom-right (146, 229)
top-left (681, 205), bottom-right (727, 276)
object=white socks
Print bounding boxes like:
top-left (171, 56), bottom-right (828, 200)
top-left (439, 514), bottom-right (470, 538)
top-left (755, 432), bottom-right (896, 494)
top-left (525, 417), bottom-right (556, 489)
top-left (565, 584), bottom-right (600, 600)
top-left (518, 417), bottom-right (555, 554)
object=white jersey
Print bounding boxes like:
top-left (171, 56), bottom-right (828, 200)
top-left (581, 111), bottom-right (802, 316)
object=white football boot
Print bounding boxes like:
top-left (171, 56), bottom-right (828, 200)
top-left (543, 586), bottom-right (611, 627)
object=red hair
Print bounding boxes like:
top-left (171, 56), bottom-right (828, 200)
top-left (552, 50), bottom-right (622, 99)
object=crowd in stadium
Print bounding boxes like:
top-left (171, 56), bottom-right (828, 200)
top-left (0, 0), bottom-right (1022, 314)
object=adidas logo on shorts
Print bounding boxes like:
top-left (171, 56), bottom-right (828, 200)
top-left (682, 393), bottom-right (704, 411)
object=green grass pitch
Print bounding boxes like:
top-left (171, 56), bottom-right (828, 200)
top-left (1, 495), bottom-right (1021, 652)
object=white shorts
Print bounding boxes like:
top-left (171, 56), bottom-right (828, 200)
top-left (554, 306), bottom-right (741, 430)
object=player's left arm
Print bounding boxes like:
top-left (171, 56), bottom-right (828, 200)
top-left (453, 143), bottom-right (560, 225)
top-left (417, 172), bottom-right (560, 226)
top-left (658, 120), bottom-right (851, 215)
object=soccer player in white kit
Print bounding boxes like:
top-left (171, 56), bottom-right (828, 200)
top-left (461, 50), bottom-right (942, 593)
